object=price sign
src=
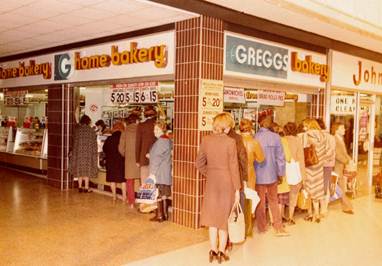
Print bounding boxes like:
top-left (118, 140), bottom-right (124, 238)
top-left (3, 89), bottom-right (28, 106)
top-left (109, 82), bottom-right (158, 105)
top-left (198, 80), bottom-right (224, 131)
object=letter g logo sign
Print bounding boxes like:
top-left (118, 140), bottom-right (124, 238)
top-left (54, 53), bottom-right (72, 80)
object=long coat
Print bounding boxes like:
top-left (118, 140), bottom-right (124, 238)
top-left (71, 124), bottom-right (98, 179)
top-left (240, 132), bottom-right (264, 189)
top-left (149, 136), bottom-right (172, 185)
top-left (334, 135), bottom-right (351, 179)
top-left (195, 134), bottom-right (241, 231)
top-left (304, 130), bottom-right (328, 200)
top-left (228, 129), bottom-right (248, 185)
top-left (135, 117), bottom-right (156, 166)
top-left (118, 123), bottom-right (140, 179)
top-left (103, 131), bottom-right (125, 183)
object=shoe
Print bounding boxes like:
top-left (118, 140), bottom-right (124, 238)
top-left (314, 217), bottom-right (321, 223)
top-left (275, 228), bottom-right (290, 237)
top-left (78, 188), bottom-right (83, 193)
top-left (282, 217), bottom-right (288, 223)
top-left (304, 215), bottom-right (313, 222)
top-left (209, 250), bottom-right (217, 263)
top-left (84, 189), bottom-right (92, 193)
top-left (150, 201), bottom-right (165, 222)
top-left (217, 251), bottom-right (229, 264)
top-left (343, 210), bottom-right (354, 215)
top-left (287, 219), bottom-right (296, 225)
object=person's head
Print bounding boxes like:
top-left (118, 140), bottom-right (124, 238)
top-left (80, 115), bottom-right (91, 126)
top-left (331, 122), bottom-right (345, 136)
top-left (284, 122), bottom-right (298, 136)
top-left (212, 112), bottom-right (233, 134)
top-left (239, 119), bottom-right (253, 133)
top-left (270, 122), bottom-right (284, 136)
top-left (258, 115), bottom-right (272, 129)
top-left (95, 119), bottom-right (106, 131)
top-left (303, 118), bottom-right (321, 131)
top-left (154, 120), bottom-right (167, 138)
top-left (125, 113), bottom-right (140, 125)
top-left (144, 105), bottom-right (157, 118)
top-left (316, 118), bottom-right (326, 130)
top-left (112, 121), bottom-right (125, 133)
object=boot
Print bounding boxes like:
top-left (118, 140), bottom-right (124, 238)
top-left (150, 200), bottom-right (164, 222)
top-left (163, 198), bottom-right (171, 221)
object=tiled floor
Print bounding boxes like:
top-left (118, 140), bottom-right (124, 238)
top-left (128, 194), bottom-right (382, 266)
top-left (2, 167), bottom-right (382, 266)
top-left (0, 168), bottom-right (207, 266)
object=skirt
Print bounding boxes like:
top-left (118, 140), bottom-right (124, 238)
top-left (157, 184), bottom-right (171, 197)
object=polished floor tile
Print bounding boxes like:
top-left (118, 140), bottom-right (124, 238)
top-left (0, 168), bottom-right (207, 266)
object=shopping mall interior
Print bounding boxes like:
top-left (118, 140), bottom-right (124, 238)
top-left (2, 0), bottom-right (382, 265)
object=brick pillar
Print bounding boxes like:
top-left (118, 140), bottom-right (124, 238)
top-left (47, 84), bottom-right (76, 189)
top-left (172, 16), bottom-right (224, 228)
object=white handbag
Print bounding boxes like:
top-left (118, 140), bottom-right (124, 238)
top-left (286, 159), bottom-right (302, 185)
top-left (228, 202), bottom-right (245, 243)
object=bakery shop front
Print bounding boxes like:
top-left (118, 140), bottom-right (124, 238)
top-left (0, 30), bottom-right (175, 190)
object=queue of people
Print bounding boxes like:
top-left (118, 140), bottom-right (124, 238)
top-left (195, 111), bottom-right (355, 263)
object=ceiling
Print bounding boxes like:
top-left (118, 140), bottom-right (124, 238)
top-left (206, 0), bottom-right (382, 54)
top-left (0, 0), bottom-right (197, 58)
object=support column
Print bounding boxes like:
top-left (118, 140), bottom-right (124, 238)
top-left (47, 84), bottom-right (76, 189)
top-left (172, 16), bottom-right (224, 228)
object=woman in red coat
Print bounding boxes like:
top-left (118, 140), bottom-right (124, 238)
top-left (195, 112), bottom-right (241, 263)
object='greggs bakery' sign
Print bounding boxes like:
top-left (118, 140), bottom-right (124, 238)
top-left (291, 52), bottom-right (328, 82)
top-left (0, 31), bottom-right (174, 88)
top-left (331, 51), bottom-right (382, 92)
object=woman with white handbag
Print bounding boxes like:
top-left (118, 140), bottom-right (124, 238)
top-left (195, 113), bottom-right (241, 264)
top-left (284, 122), bottom-right (306, 225)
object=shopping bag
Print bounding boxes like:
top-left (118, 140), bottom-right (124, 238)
top-left (135, 176), bottom-right (158, 204)
top-left (329, 185), bottom-right (343, 202)
top-left (329, 172), bottom-right (339, 197)
top-left (297, 188), bottom-right (311, 210)
top-left (286, 159), bottom-right (302, 185)
top-left (244, 187), bottom-right (260, 214)
top-left (228, 202), bottom-right (245, 243)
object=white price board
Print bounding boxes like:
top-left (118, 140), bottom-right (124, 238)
top-left (109, 82), bottom-right (158, 105)
top-left (257, 90), bottom-right (285, 106)
top-left (198, 80), bottom-right (224, 131)
top-left (224, 87), bottom-right (245, 103)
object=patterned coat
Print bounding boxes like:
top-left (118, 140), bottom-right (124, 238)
top-left (71, 124), bottom-right (98, 179)
top-left (304, 130), bottom-right (328, 200)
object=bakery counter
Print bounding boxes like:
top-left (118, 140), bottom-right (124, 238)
top-left (0, 151), bottom-right (47, 175)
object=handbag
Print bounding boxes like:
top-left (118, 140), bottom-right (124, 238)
top-left (228, 202), bottom-right (245, 243)
top-left (297, 188), bottom-right (311, 210)
top-left (286, 159), bottom-right (302, 185)
top-left (303, 133), bottom-right (318, 167)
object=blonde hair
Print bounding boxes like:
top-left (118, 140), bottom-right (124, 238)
top-left (303, 118), bottom-right (321, 131)
top-left (212, 112), bottom-right (234, 134)
top-left (239, 119), bottom-right (253, 133)
top-left (155, 120), bottom-right (167, 132)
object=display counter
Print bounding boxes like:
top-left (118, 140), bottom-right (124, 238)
top-left (0, 127), bottom-right (47, 174)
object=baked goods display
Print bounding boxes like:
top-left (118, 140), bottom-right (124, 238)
top-left (13, 128), bottom-right (45, 157)
top-left (0, 127), bottom-right (9, 152)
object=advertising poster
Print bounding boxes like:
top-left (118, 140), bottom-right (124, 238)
top-left (198, 80), bottom-right (224, 131)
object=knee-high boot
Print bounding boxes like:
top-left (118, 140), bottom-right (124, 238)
top-left (150, 200), bottom-right (164, 222)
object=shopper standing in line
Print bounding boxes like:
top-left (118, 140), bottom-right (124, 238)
top-left (103, 122), bottom-right (126, 201)
top-left (71, 115), bottom-right (98, 193)
top-left (317, 118), bottom-right (336, 217)
top-left (147, 120), bottom-right (173, 222)
top-left (135, 105), bottom-right (157, 183)
top-left (284, 122), bottom-right (306, 225)
top-left (332, 122), bottom-right (354, 214)
top-left (239, 118), bottom-right (265, 237)
top-left (254, 113), bottom-right (288, 237)
top-left (302, 119), bottom-right (328, 223)
top-left (119, 113), bottom-right (141, 208)
top-left (195, 112), bottom-right (241, 263)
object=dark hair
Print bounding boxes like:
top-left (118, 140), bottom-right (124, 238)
top-left (95, 119), bottom-right (106, 127)
top-left (80, 115), bottom-right (91, 125)
top-left (284, 122), bottom-right (298, 136)
top-left (126, 113), bottom-right (139, 125)
top-left (331, 122), bottom-right (344, 135)
top-left (316, 118), bottom-right (326, 130)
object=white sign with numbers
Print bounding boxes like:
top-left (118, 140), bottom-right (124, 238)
top-left (108, 82), bottom-right (158, 105)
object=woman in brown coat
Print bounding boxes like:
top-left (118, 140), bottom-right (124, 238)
top-left (119, 114), bottom-right (140, 208)
top-left (195, 112), bottom-right (241, 264)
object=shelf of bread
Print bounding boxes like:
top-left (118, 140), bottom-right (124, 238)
top-left (13, 128), bottom-right (47, 158)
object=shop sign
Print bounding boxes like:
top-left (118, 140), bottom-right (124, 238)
top-left (224, 87), bottom-right (245, 103)
top-left (0, 31), bottom-right (174, 88)
top-left (331, 51), bottom-right (382, 92)
top-left (243, 109), bottom-right (256, 121)
top-left (198, 79), bottom-right (224, 131)
top-left (109, 81), bottom-right (158, 105)
top-left (330, 95), bottom-right (356, 115)
top-left (224, 32), bottom-right (327, 88)
top-left (257, 90), bottom-right (285, 106)
top-left (3, 89), bottom-right (28, 106)
top-left (245, 90), bottom-right (257, 102)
